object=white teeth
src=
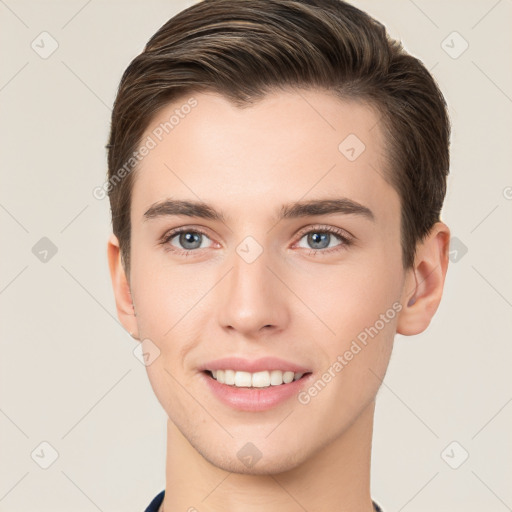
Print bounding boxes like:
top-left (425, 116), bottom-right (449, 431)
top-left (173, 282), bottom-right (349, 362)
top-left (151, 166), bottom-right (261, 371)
top-left (224, 369), bottom-right (235, 385)
top-left (270, 370), bottom-right (283, 385)
top-left (234, 371), bottom-right (252, 387)
top-left (282, 371), bottom-right (294, 384)
top-left (208, 369), bottom-right (306, 387)
top-left (251, 371), bottom-right (270, 388)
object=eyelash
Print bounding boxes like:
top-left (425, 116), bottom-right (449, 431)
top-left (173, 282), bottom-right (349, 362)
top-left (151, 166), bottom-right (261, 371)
top-left (158, 225), bottom-right (354, 257)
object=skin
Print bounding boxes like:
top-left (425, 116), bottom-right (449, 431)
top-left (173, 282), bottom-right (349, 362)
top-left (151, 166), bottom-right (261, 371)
top-left (108, 88), bottom-right (450, 512)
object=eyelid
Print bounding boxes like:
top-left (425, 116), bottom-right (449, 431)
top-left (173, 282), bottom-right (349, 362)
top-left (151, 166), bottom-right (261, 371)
top-left (158, 225), bottom-right (214, 247)
top-left (294, 223), bottom-right (354, 241)
top-left (291, 224), bottom-right (354, 254)
top-left (159, 223), bottom-right (355, 255)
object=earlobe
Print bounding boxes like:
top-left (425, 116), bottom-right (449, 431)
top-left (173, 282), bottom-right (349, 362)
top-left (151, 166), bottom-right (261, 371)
top-left (107, 233), bottom-right (140, 340)
top-left (396, 222), bottom-right (450, 336)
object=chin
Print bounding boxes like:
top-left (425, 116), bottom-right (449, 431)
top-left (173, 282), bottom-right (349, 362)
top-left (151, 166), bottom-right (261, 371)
top-left (200, 445), bottom-right (308, 476)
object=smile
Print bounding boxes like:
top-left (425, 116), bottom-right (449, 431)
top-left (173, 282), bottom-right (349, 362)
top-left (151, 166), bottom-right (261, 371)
top-left (202, 370), bottom-right (313, 412)
top-left (206, 369), bottom-right (308, 388)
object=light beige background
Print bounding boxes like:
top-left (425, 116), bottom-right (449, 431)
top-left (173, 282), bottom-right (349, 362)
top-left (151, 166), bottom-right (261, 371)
top-left (1, 1), bottom-right (511, 511)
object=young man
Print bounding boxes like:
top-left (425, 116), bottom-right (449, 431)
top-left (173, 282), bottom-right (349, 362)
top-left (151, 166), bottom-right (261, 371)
top-left (106, 1), bottom-right (451, 510)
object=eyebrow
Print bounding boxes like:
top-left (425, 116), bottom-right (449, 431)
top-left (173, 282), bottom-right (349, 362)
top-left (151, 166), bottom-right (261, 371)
top-left (143, 197), bottom-right (375, 223)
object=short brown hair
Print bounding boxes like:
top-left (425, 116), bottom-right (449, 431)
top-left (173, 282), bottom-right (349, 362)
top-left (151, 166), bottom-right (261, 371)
top-left (106, 0), bottom-right (450, 276)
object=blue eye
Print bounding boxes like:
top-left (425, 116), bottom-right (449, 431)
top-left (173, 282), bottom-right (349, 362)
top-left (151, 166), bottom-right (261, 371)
top-left (159, 225), bottom-right (353, 256)
top-left (296, 226), bottom-right (352, 255)
top-left (162, 228), bottom-right (212, 252)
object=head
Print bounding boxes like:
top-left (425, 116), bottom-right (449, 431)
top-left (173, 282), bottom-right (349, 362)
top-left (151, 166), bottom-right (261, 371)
top-left (107, 0), bottom-right (450, 474)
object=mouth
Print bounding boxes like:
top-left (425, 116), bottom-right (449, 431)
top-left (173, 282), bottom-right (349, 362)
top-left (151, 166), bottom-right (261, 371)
top-left (203, 369), bottom-right (312, 388)
top-left (198, 356), bottom-right (314, 410)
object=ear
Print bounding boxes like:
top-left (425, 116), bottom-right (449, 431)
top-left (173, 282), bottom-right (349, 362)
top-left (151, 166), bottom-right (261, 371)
top-left (396, 221), bottom-right (450, 336)
top-left (107, 233), bottom-right (140, 340)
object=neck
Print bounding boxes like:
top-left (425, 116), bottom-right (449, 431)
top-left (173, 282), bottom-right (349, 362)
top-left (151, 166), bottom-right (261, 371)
top-left (162, 399), bottom-right (376, 512)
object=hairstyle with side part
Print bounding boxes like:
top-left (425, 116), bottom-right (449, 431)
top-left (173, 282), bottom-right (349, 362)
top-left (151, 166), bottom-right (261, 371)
top-left (106, 0), bottom-right (450, 277)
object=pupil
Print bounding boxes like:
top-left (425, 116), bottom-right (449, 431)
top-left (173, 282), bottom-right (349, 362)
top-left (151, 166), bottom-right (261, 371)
top-left (309, 232), bottom-right (329, 249)
top-left (181, 232), bottom-right (201, 249)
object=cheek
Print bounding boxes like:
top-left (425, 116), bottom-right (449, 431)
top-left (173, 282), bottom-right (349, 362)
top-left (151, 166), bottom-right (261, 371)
top-left (308, 255), bottom-right (402, 339)
top-left (297, 260), bottom-right (401, 422)
top-left (129, 242), bottom-right (205, 335)
top-left (304, 245), bottom-right (403, 383)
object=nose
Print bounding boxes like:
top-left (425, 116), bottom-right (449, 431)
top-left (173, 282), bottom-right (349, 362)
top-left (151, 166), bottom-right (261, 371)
top-left (216, 243), bottom-right (290, 337)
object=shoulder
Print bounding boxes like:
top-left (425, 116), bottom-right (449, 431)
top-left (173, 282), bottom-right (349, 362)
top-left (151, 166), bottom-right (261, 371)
top-left (144, 490), bottom-right (165, 512)
top-left (373, 500), bottom-right (384, 512)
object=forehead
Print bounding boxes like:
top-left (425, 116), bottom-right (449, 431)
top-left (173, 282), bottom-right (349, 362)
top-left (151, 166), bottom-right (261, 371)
top-left (131, 88), bottom-right (397, 225)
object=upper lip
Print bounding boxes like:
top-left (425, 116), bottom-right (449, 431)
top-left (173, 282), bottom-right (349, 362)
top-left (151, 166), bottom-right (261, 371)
top-left (199, 357), bottom-right (312, 374)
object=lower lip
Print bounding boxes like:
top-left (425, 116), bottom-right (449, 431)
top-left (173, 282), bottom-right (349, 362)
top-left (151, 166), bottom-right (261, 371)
top-left (201, 371), bottom-right (313, 412)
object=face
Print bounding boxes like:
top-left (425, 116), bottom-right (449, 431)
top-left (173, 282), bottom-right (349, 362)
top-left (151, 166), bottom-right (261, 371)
top-left (124, 88), bottom-right (407, 473)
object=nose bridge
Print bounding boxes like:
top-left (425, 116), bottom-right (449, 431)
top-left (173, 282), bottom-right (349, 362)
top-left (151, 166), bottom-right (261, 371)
top-left (217, 236), bottom-right (286, 334)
